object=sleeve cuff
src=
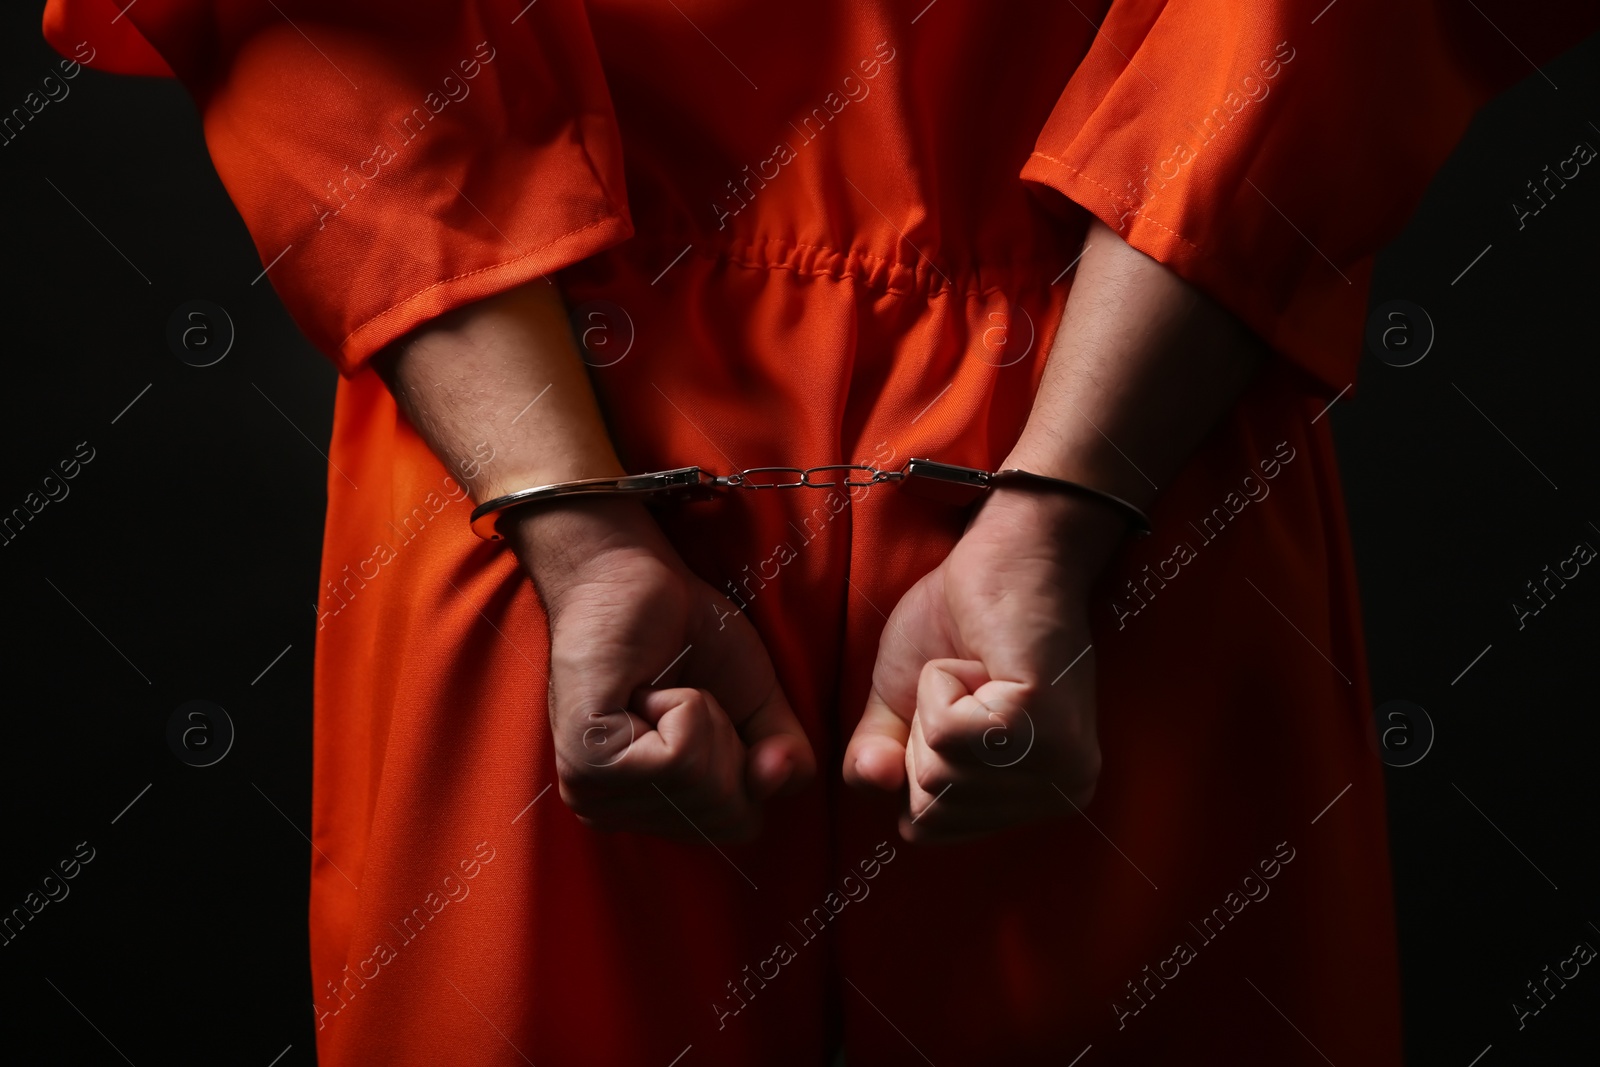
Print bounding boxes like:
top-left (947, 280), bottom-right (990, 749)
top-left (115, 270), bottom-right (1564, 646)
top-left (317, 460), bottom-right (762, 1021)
top-left (335, 212), bottom-right (633, 376)
top-left (1022, 150), bottom-right (1371, 398)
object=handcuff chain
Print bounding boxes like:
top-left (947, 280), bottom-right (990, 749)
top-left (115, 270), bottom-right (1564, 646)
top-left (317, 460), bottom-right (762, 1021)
top-left (467, 458), bottom-right (1151, 541)
top-left (717, 463), bottom-right (905, 490)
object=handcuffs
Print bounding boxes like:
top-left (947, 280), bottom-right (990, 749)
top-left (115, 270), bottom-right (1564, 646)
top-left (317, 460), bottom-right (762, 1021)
top-left (469, 458), bottom-right (1151, 541)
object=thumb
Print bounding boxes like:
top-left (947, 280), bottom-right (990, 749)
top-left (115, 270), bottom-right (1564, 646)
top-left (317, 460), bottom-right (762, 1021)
top-left (843, 686), bottom-right (911, 792)
top-left (736, 683), bottom-right (817, 802)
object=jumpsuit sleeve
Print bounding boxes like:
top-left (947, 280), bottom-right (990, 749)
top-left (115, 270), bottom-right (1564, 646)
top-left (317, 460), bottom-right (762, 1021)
top-left (42, 0), bottom-right (633, 376)
top-left (1020, 0), bottom-right (1599, 394)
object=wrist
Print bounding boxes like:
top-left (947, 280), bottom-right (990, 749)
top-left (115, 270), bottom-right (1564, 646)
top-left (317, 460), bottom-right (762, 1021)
top-left (472, 449), bottom-right (629, 507)
top-left (965, 482), bottom-right (1129, 588)
top-left (504, 495), bottom-right (673, 611)
top-left (1001, 435), bottom-right (1154, 520)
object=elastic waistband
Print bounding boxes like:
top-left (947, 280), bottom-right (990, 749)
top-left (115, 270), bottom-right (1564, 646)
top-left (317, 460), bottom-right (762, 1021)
top-left (627, 231), bottom-right (1072, 302)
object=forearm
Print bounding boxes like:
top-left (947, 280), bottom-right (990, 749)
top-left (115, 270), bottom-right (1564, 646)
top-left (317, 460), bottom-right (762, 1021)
top-left (372, 280), bottom-right (667, 603)
top-left (374, 282), bottom-right (813, 827)
top-left (371, 280), bottom-right (626, 504)
top-left (994, 219), bottom-right (1269, 570)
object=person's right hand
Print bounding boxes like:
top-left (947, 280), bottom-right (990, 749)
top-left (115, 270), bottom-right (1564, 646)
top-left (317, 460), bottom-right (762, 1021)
top-left (506, 496), bottom-right (815, 842)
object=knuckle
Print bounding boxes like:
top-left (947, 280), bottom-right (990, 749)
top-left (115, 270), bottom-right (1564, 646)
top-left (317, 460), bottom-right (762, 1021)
top-left (919, 712), bottom-right (961, 755)
top-left (912, 759), bottom-right (950, 795)
top-left (973, 708), bottom-right (1035, 767)
top-left (1008, 678), bottom-right (1042, 711)
top-left (656, 740), bottom-right (707, 790)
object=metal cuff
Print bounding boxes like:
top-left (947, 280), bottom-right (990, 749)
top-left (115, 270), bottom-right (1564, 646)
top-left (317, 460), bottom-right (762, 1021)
top-left (468, 458), bottom-right (1152, 542)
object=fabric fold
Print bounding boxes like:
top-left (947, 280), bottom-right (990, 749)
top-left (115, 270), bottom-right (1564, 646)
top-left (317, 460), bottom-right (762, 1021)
top-left (1021, 0), bottom-right (1598, 394)
top-left (44, 0), bottom-right (634, 375)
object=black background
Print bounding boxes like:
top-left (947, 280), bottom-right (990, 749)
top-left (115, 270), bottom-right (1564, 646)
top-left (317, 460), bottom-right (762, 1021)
top-left (1, 7), bottom-right (1596, 1065)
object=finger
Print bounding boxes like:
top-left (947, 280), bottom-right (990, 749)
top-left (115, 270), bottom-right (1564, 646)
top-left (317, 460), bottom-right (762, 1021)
top-left (844, 684), bottom-right (911, 792)
top-left (547, 640), bottom-right (654, 776)
top-left (921, 657), bottom-right (992, 702)
top-left (733, 683), bottom-right (816, 803)
top-left (902, 708), bottom-right (1007, 823)
top-left (901, 732), bottom-right (1031, 844)
top-left (844, 586), bottom-right (937, 792)
top-left (637, 687), bottom-right (759, 833)
top-left (903, 714), bottom-right (949, 822)
top-left (913, 658), bottom-right (988, 759)
top-left (687, 603), bottom-right (817, 804)
top-left (898, 751), bottom-right (1053, 844)
top-left (634, 686), bottom-right (723, 790)
top-left (554, 693), bottom-right (691, 830)
top-left (905, 708), bottom-right (970, 800)
top-left (916, 661), bottom-right (1038, 772)
top-left (563, 704), bottom-right (653, 774)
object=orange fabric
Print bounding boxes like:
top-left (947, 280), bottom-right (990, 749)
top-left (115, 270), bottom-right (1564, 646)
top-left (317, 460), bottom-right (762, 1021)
top-left (45, 1), bottom-right (1597, 1064)
top-left (42, 0), bottom-right (171, 76)
top-left (1017, 0), bottom-right (1587, 395)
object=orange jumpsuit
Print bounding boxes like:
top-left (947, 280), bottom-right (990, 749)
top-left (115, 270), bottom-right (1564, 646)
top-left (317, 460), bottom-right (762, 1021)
top-left (45, 1), bottom-right (1597, 1063)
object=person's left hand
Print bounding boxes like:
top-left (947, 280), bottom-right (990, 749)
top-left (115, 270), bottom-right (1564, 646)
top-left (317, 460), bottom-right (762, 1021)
top-left (843, 485), bottom-right (1127, 842)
